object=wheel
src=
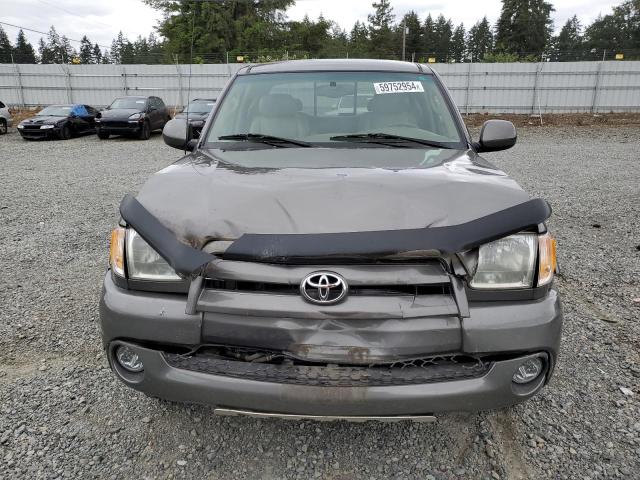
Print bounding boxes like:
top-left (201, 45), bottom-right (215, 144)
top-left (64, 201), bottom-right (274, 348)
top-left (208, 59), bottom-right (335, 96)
top-left (0, 119), bottom-right (6, 135)
top-left (98, 131), bottom-right (110, 140)
top-left (138, 121), bottom-right (151, 140)
top-left (59, 124), bottom-right (72, 140)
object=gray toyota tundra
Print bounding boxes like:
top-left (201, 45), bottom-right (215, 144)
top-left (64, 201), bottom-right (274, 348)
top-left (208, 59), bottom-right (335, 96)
top-left (100, 59), bottom-right (562, 421)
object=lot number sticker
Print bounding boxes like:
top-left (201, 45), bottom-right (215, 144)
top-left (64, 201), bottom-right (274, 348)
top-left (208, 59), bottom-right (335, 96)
top-left (374, 81), bottom-right (424, 95)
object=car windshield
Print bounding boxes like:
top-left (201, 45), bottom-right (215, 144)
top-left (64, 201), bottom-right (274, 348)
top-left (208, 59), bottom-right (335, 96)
top-left (206, 71), bottom-right (465, 149)
top-left (109, 98), bottom-right (147, 110)
top-left (185, 100), bottom-right (215, 114)
top-left (38, 106), bottom-right (72, 117)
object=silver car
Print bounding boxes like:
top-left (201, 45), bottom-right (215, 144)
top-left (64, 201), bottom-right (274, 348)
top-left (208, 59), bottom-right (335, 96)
top-left (100, 60), bottom-right (562, 421)
top-left (0, 100), bottom-right (12, 134)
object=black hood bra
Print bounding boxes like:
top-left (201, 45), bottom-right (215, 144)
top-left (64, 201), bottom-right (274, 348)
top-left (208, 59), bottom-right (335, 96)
top-left (120, 194), bottom-right (551, 277)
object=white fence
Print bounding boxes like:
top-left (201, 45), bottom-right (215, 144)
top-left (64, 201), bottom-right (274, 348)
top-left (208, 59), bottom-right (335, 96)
top-left (1, 61), bottom-right (639, 114)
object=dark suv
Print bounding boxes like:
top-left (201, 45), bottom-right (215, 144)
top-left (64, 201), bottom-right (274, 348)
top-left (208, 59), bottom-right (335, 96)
top-left (100, 60), bottom-right (562, 421)
top-left (174, 98), bottom-right (216, 139)
top-left (96, 96), bottom-right (170, 140)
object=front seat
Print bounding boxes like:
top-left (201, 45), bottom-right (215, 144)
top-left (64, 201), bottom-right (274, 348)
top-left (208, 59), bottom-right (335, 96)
top-left (359, 94), bottom-right (418, 132)
top-left (249, 94), bottom-right (309, 138)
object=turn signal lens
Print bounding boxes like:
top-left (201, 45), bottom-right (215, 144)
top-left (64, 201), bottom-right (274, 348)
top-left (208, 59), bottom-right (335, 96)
top-left (109, 227), bottom-right (126, 277)
top-left (538, 233), bottom-right (557, 286)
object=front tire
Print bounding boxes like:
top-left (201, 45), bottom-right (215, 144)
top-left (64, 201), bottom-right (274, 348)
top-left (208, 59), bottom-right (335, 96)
top-left (0, 119), bottom-right (7, 135)
top-left (59, 124), bottom-right (71, 140)
top-left (98, 131), bottom-right (110, 140)
top-left (138, 121), bottom-right (151, 140)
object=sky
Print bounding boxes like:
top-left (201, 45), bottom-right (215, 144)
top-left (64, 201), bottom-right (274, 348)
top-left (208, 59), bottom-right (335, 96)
top-left (1, 0), bottom-right (620, 52)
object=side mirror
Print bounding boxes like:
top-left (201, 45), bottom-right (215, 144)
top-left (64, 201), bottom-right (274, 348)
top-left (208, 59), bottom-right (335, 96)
top-left (476, 120), bottom-right (517, 153)
top-left (163, 118), bottom-right (190, 150)
top-left (149, 105), bottom-right (157, 112)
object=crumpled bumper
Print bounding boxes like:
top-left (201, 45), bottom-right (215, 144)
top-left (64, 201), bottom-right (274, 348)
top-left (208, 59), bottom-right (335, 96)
top-left (108, 339), bottom-right (549, 415)
top-left (100, 272), bottom-right (563, 415)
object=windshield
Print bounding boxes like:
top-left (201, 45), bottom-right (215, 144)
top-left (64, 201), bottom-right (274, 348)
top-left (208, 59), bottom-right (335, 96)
top-left (109, 98), bottom-right (147, 110)
top-left (206, 71), bottom-right (465, 149)
top-left (38, 106), bottom-right (72, 117)
top-left (185, 100), bottom-right (215, 114)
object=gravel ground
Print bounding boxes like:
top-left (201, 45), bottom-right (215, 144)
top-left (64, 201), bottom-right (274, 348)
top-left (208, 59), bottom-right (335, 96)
top-left (0, 126), bottom-right (638, 480)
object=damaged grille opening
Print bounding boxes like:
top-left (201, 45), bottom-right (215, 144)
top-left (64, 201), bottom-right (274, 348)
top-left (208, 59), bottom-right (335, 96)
top-left (204, 279), bottom-right (451, 297)
top-left (164, 346), bottom-right (491, 387)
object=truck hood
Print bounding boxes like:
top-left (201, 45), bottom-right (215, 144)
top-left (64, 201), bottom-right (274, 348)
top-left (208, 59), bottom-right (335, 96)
top-left (135, 147), bottom-right (531, 247)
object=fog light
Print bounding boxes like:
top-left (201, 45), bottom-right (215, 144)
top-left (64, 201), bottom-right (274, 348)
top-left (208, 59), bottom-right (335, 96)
top-left (512, 358), bottom-right (543, 384)
top-left (115, 345), bottom-right (144, 372)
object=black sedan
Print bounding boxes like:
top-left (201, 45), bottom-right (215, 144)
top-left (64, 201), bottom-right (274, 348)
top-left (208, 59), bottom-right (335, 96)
top-left (17, 104), bottom-right (99, 140)
top-left (96, 96), bottom-right (170, 140)
top-left (173, 98), bottom-right (216, 139)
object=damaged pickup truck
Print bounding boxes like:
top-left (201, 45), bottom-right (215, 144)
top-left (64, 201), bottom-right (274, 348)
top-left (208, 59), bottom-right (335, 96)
top-left (100, 59), bottom-right (562, 421)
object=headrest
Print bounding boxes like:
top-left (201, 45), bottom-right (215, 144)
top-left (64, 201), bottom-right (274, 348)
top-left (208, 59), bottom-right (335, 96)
top-left (368, 94), bottom-right (411, 114)
top-left (258, 94), bottom-right (302, 116)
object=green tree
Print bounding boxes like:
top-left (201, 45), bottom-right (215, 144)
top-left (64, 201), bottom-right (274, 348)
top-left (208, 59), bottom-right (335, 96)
top-left (59, 36), bottom-right (75, 63)
top-left (0, 25), bottom-right (13, 63)
top-left (495, 0), bottom-right (554, 58)
top-left (450, 23), bottom-right (466, 62)
top-left (551, 15), bottom-right (583, 61)
top-left (144, 0), bottom-right (294, 63)
top-left (79, 36), bottom-right (94, 64)
top-left (92, 43), bottom-right (103, 64)
top-left (287, 15), bottom-right (331, 57)
top-left (322, 22), bottom-right (348, 58)
top-left (400, 11), bottom-right (422, 61)
top-left (433, 14), bottom-right (453, 61)
top-left (467, 17), bottom-right (493, 61)
top-left (13, 29), bottom-right (37, 63)
top-left (38, 27), bottom-right (64, 63)
top-left (422, 14), bottom-right (437, 59)
top-left (584, 1), bottom-right (640, 58)
top-left (367, 0), bottom-right (395, 58)
top-left (348, 20), bottom-right (370, 58)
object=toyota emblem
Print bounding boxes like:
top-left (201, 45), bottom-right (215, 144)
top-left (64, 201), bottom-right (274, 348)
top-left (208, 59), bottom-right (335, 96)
top-left (300, 271), bottom-right (349, 305)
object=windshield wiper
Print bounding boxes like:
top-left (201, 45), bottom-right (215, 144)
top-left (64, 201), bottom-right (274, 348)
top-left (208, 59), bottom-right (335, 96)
top-left (218, 133), bottom-right (311, 148)
top-left (330, 133), bottom-right (452, 149)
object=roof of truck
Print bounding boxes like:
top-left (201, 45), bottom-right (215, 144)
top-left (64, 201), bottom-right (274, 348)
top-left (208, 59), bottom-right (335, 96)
top-left (240, 59), bottom-right (434, 75)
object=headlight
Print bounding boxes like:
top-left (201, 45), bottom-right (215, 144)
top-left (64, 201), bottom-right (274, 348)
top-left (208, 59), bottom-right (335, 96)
top-left (126, 228), bottom-right (181, 281)
top-left (17, 124), bottom-right (24, 129)
top-left (40, 124), bottom-right (55, 129)
top-left (128, 113), bottom-right (142, 121)
top-left (470, 233), bottom-right (537, 289)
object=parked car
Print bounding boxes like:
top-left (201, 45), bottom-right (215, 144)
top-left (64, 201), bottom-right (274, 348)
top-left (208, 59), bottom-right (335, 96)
top-left (0, 100), bottom-right (12, 134)
top-left (101, 59), bottom-right (562, 421)
top-left (96, 96), bottom-right (170, 140)
top-left (173, 98), bottom-right (216, 139)
top-left (16, 104), bottom-right (98, 140)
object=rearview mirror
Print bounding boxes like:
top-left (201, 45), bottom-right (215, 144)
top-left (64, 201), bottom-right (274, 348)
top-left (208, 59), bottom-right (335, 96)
top-left (163, 118), bottom-right (191, 150)
top-left (476, 120), bottom-right (517, 153)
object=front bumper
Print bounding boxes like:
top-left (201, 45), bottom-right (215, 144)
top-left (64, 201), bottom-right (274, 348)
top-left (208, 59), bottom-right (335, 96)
top-left (109, 340), bottom-right (548, 415)
top-left (18, 127), bottom-right (58, 139)
top-left (100, 272), bottom-right (563, 415)
top-left (97, 122), bottom-right (141, 134)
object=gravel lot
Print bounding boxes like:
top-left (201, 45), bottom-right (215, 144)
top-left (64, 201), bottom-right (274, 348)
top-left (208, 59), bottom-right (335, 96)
top-left (1, 126), bottom-right (639, 480)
